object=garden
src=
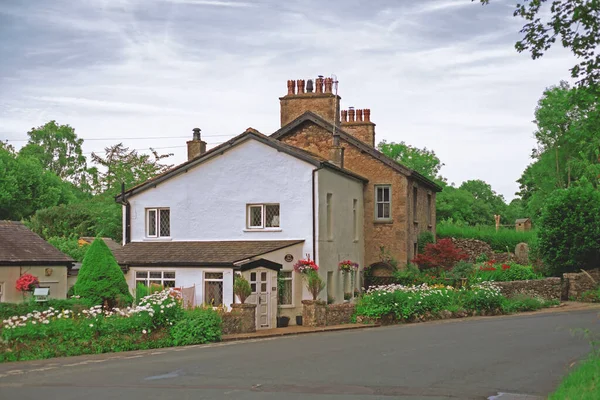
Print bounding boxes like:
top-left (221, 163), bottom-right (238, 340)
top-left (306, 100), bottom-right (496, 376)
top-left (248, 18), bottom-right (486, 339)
top-left (0, 239), bottom-right (222, 363)
top-left (357, 239), bottom-right (559, 324)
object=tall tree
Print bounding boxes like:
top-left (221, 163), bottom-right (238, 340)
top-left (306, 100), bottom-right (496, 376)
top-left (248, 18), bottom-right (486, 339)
top-left (377, 140), bottom-right (446, 185)
top-left (91, 143), bottom-right (173, 194)
top-left (19, 121), bottom-right (92, 188)
top-left (478, 0), bottom-right (600, 86)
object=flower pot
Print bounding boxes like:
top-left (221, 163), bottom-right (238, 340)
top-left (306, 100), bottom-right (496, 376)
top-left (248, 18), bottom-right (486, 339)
top-left (296, 315), bottom-right (303, 326)
top-left (277, 316), bottom-right (290, 328)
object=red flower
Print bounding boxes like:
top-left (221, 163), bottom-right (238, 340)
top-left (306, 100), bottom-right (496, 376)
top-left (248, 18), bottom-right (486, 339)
top-left (16, 273), bottom-right (39, 292)
top-left (501, 264), bottom-right (510, 270)
top-left (479, 266), bottom-right (497, 271)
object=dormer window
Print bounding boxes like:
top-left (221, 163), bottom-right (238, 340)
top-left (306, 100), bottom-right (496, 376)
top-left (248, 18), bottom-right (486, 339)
top-left (247, 204), bottom-right (280, 229)
top-left (146, 208), bottom-right (170, 237)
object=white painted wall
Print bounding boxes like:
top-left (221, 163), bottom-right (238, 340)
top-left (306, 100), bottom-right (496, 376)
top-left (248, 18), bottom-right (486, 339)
top-left (126, 267), bottom-right (234, 309)
top-left (126, 138), bottom-right (314, 258)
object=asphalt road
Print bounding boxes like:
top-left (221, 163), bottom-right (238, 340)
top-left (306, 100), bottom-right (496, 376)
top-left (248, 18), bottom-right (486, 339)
top-left (1, 309), bottom-right (599, 400)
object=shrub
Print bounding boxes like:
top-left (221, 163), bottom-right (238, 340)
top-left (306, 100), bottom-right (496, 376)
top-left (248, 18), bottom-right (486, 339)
top-left (170, 307), bottom-right (222, 346)
top-left (437, 221), bottom-right (537, 251)
top-left (474, 262), bottom-right (542, 282)
top-left (135, 283), bottom-right (149, 304)
top-left (538, 184), bottom-right (600, 275)
top-left (448, 261), bottom-right (475, 284)
top-left (393, 263), bottom-right (422, 285)
top-left (73, 238), bottom-right (133, 307)
top-left (502, 296), bottom-right (546, 313)
top-left (417, 231), bottom-right (435, 254)
top-left (233, 275), bottom-right (252, 304)
top-left (460, 282), bottom-right (504, 311)
top-left (580, 288), bottom-right (600, 303)
top-left (0, 298), bottom-right (93, 320)
top-left (412, 238), bottom-right (468, 271)
top-left (305, 270), bottom-right (326, 300)
top-left (47, 236), bottom-right (89, 262)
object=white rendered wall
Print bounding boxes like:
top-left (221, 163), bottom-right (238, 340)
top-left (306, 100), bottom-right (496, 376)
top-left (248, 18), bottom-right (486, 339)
top-left (126, 138), bottom-right (314, 258)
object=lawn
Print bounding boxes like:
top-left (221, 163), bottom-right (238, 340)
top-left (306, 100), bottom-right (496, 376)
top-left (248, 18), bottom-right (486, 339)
top-left (549, 356), bottom-right (600, 400)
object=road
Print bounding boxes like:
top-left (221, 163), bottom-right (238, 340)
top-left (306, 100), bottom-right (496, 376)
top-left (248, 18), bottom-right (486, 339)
top-left (0, 309), bottom-right (598, 400)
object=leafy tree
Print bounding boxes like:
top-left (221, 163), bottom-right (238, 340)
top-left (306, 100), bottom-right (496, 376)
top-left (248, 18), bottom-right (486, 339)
top-left (19, 121), bottom-right (92, 188)
top-left (436, 186), bottom-right (476, 224)
top-left (377, 140), bottom-right (446, 184)
top-left (91, 143), bottom-right (173, 194)
top-left (0, 144), bottom-right (78, 220)
top-left (47, 236), bottom-right (89, 262)
top-left (73, 238), bottom-right (133, 308)
top-left (478, 0), bottom-right (600, 86)
top-left (538, 182), bottom-right (600, 275)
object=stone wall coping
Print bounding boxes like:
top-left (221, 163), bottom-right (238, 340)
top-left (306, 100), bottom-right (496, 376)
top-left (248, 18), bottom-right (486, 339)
top-left (230, 303), bottom-right (257, 309)
top-left (302, 300), bottom-right (326, 306)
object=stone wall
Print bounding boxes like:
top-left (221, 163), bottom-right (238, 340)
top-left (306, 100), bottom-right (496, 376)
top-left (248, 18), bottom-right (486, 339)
top-left (302, 300), bottom-right (327, 327)
top-left (562, 269), bottom-right (600, 300)
top-left (221, 304), bottom-right (256, 335)
top-left (326, 303), bottom-right (356, 326)
top-left (450, 238), bottom-right (493, 263)
top-left (494, 278), bottom-right (562, 301)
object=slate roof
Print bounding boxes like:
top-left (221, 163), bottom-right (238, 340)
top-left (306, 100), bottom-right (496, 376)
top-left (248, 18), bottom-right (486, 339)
top-left (116, 129), bottom-right (367, 202)
top-left (114, 240), bottom-right (304, 266)
top-left (271, 111), bottom-right (443, 192)
top-left (0, 221), bottom-right (74, 266)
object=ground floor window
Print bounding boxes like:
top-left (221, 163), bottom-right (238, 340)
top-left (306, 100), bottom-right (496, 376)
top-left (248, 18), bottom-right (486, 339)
top-left (204, 272), bottom-right (224, 306)
top-left (278, 271), bottom-right (293, 305)
top-left (135, 271), bottom-right (176, 288)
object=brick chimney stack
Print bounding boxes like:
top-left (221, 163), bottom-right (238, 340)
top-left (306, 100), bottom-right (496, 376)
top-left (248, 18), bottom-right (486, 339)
top-left (341, 107), bottom-right (376, 147)
top-left (187, 127), bottom-right (207, 160)
top-left (279, 75), bottom-right (341, 127)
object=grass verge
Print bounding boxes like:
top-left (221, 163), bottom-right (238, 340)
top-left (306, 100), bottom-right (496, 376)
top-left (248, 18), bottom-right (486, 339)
top-left (549, 356), bottom-right (600, 400)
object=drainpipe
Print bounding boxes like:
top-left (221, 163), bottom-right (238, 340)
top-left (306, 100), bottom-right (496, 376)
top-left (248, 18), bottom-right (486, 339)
top-left (119, 182), bottom-right (131, 245)
top-left (312, 167), bottom-right (324, 265)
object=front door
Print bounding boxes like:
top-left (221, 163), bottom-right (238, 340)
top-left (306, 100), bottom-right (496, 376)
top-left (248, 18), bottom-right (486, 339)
top-left (249, 270), bottom-right (271, 329)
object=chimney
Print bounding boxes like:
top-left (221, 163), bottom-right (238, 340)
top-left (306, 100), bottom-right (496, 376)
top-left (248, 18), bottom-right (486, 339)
top-left (279, 75), bottom-right (341, 127)
top-left (341, 108), bottom-right (376, 147)
top-left (187, 127), bottom-right (207, 160)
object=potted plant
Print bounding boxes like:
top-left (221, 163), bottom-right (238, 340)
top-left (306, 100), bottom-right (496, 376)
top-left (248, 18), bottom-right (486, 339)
top-left (343, 292), bottom-right (352, 302)
top-left (233, 275), bottom-right (251, 304)
top-left (16, 273), bottom-right (39, 299)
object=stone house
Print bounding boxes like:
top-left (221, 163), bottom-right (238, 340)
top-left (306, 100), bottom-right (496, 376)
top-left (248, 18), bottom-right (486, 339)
top-left (272, 77), bottom-right (442, 268)
top-left (115, 129), bottom-right (366, 329)
top-left (0, 221), bottom-right (73, 303)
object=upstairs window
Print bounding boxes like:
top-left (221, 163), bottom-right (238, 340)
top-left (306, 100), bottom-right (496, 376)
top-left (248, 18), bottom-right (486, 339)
top-left (375, 185), bottom-right (391, 220)
top-left (147, 208), bottom-right (170, 237)
top-left (247, 204), bottom-right (280, 229)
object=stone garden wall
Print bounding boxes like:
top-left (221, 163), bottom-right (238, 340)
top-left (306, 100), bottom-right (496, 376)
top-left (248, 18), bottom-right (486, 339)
top-left (326, 303), bottom-right (356, 326)
top-left (562, 269), bottom-right (600, 300)
top-left (302, 301), bottom-right (356, 327)
top-left (221, 304), bottom-right (256, 335)
top-left (494, 278), bottom-right (562, 301)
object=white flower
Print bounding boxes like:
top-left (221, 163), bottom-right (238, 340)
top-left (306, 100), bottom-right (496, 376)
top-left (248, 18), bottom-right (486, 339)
top-left (89, 324), bottom-right (94, 327)
top-left (142, 329), bottom-right (147, 334)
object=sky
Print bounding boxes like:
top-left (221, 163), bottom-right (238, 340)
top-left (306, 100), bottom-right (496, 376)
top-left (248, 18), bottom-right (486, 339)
top-left (0, 0), bottom-right (575, 200)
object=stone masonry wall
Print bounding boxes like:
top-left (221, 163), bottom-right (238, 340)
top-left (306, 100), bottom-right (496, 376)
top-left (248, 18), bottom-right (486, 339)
top-left (280, 124), bottom-right (410, 267)
top-left (222, 304), bottom-right (256, 335)
top-left (563, 269), bottom-right (600, 300)
top-left (302, 300), bottom-right (327, 327)
top-left (494, 278), bottom-right (562, 301)
top-left (326, 303), bottom-right (356, 326)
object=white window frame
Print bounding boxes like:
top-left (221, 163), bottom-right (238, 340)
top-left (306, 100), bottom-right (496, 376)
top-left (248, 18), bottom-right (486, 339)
top-left (375, 185), bottom-right (392, 220)
top-left (204, 271), bottom-right (224, 306)
top-left (146, 208), bottom-right (170, 238)
top-left (278, 271), bottom-right (294, 307)
top-left (246, 203), bottom-right (280, 230)
top-left (135, 270), bottom-right (176, 288)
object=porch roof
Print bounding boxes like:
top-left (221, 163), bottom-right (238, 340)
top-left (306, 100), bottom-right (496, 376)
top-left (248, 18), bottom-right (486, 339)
top-left (114, 240), bottom-right (304, 267)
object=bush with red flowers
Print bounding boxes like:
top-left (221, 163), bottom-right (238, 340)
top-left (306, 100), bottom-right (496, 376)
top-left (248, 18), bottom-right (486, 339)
top-left (411, 238), bottom-right (468, 271)
top-left (15, 274), bottom-right (39, 292)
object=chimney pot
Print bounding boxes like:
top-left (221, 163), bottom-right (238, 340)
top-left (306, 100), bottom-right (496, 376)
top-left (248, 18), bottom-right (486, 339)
top-left (341, 110), bottom-right (348, 122)
top-left (306, 79), bottom-right (314, 93)
top-left (297, 79), bottom-right (306, 94)
top-left (348, 108), bottom-right (355, 122)
top-left (324, 77), bottom-right (333, 93)
top-left (364, 108), bottom-right (371, 122)
top-left (287, 80), bottom-right (296, 95)
top-left (192, 127), bottom-right (201, 140)
top-left (356, 109), bottom-right (363, 122)
top-left (315, 77), bottom-right (324, 93)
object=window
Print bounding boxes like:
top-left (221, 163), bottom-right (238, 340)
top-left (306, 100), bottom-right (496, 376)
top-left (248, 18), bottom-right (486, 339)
top-left (375, 185), bottom-right (391, 220)
top-left (146, 208), bottom-right (170, 237)
top-left (278, 271), bottom-right (293, 305)
top-left (413, 187), bottom-right (418, 221)
top-left (135, 271), bottom-right (176, 288)
top-left (353, 199), bottom-right (358, 241)
top-left (427, 193), bottom-right (432, 226)
top-left (246, 204), bottom-right (280, 229)
top-left (326, 193), bottom-right (333, 240)
top-left (204, 272), bottom-right (223, 306)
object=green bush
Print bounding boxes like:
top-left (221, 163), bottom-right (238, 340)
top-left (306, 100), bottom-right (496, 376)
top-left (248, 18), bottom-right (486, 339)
top-left (417, 231), bottom-right (435, 254)
top-left (448, 261), bottom-right (475, 283)
top-left (579, 288), bottom-right (600, 303)
top-left (135, 283), bottom-right (149, 304)
top-left (437, 221), bottom-right (536, 252)
top-left (73, 238), bottom-right (133, 307)
top-left (170, 307), bottom-right (222, 346)
top-left (460, 284), bottom-right (504, 311)
top-left (538, 184), bottom-right (600, 275)
top-left (0, 298), bottom-right (93, 320)
top-left (233, 275), bottom-right (251, 304)
top-left (47, 236), bottom-right (89, 262)
top-left (475, 262), bottom-right (542, 282)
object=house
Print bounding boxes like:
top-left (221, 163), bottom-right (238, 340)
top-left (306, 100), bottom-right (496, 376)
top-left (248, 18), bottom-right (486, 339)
top-left (0, 221), bottom-right (73, 303)
top-left (115, 129), bottom-right (366, 329)
top-left (515, 218), bottom-right (532, 232)
top-left (272, 77), bottom-right (442, 268)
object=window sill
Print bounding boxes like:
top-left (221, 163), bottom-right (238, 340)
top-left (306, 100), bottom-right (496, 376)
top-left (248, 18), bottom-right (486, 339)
top-left (278, 305), bottom-right (295, 309)
top-left (374, 219), bottom-right (394, 224)
top-left (143, 237), bottom-right (173, 241)
top-left (243, 228), bottom-right (282, 232)
top-left (353, 239), bottom-right (359, 243)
